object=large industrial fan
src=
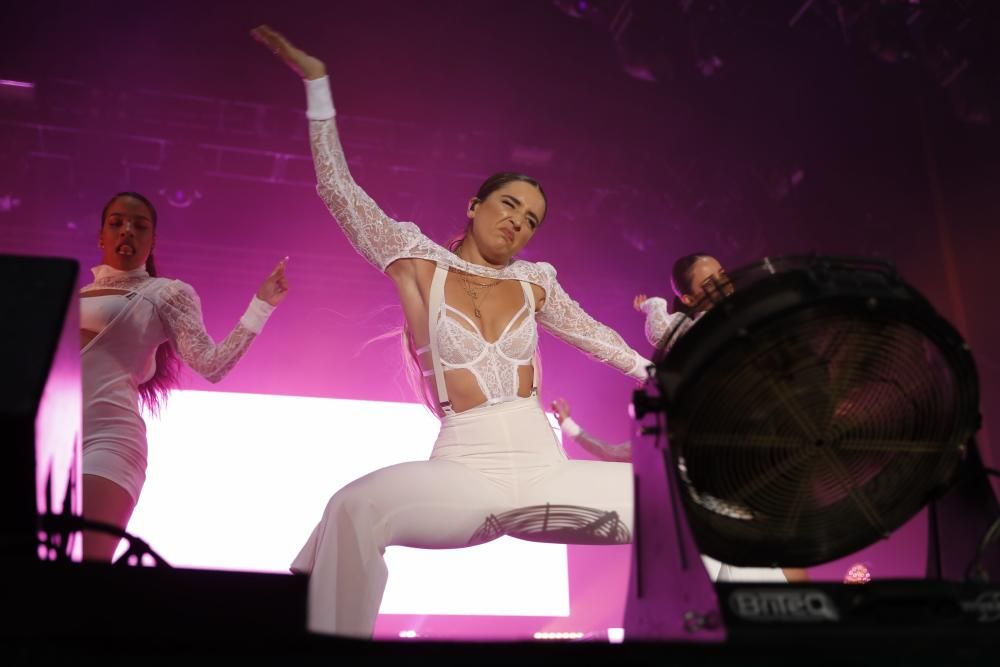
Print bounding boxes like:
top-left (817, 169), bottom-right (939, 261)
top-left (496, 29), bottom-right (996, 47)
top-left (624, 255), bottom-right (999, 643)
top-left (653, 255), bottom-right (982, 567)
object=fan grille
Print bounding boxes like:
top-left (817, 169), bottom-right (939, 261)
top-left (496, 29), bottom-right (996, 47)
top-left (661, 261), bottom-right (978, 567)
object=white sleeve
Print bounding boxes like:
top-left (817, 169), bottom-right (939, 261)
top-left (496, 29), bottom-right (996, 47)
top-left (157, 282), bottom-right (270, 383)
top-left (306, 76), bottom-right (432, 273)
top-left (640, 296), bottom-right (693, 350)
top-left (536, 264), bottom-right (652, 381)
top-left (305, 76), bottom-right (336, 120)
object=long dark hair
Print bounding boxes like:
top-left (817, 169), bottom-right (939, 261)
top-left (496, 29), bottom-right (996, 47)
top-left (101, 192), bottom-right (181, 415)
top-left (670, 252), bottom-right (712, 317)
top-left (402, 172), bottom-right (548, 415)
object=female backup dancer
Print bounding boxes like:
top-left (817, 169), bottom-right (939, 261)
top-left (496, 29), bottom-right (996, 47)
top-left (80, 191), bottom-right (289, 561)
top-left (634, 252), bottom-right (731, 350)
top-left (252, 25), bottom-right (652, 638)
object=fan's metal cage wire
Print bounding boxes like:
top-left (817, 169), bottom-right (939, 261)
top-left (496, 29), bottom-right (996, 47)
top-left (654, 256), bottom-right (980, 567)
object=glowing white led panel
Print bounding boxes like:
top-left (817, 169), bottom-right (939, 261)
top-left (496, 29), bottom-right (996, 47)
top-left (125, 390), bottom-right (569, 617)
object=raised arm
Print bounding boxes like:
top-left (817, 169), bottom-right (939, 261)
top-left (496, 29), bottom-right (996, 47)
top-left (551, 399), bottom-right (631, 463)
top-left (635, 295), bottom-right (694, 351)
top-left (157, 259), bottom-right (287, 383)
top-left (536, 264), bottom-right (651, 381)
top-left (252, 25), bottom-right (427, 274)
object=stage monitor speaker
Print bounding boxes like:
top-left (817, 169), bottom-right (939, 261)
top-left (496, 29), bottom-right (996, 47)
top-left (0, 254), bottom-right (81, 562)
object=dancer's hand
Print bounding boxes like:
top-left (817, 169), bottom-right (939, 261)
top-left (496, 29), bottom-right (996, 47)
top-left (550, 398), bottom-right (570, 424)
top-left (251, 25), bottom-right (327, 80)
top-left (257, 257), bottom-right (290, 306)
top-left (633, 294), bottom-right (648, 312)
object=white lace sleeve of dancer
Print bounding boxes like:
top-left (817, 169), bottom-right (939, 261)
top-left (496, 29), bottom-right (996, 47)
top-left (640, 296), bottom-right (694, 350)
top-left (536, 264), bottom-right (651, 380)
top-left (306, 76), bottom-right (437, 273)
top-left (157, 281), bottom-right (269, 383)
top-left (560, 417), bottom-right (632, 463)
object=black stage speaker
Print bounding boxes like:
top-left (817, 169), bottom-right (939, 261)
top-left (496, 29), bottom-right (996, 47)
top-left (4, 561), bottom-right (309, 647)
top-left (0, 254), bottom-right (81, 562)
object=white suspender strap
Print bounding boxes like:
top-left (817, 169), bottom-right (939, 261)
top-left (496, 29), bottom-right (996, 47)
top-left (519, 281), bottom-right (539, 395)
top-left (428, 264), bottom-right (453, 414)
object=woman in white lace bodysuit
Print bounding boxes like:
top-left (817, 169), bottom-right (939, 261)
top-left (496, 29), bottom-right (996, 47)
top-left (252, 26), bottom-right (654, 637)
top-left (80, 191), bottom-right (289, 561)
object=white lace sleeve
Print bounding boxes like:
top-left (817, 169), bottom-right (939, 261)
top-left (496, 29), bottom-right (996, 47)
top-left (560, 417), bottom-right (631, 462)
top-left (536, 264), bottom-right (651, 380)
top-left (640, 296), bottom-right (694, 350)
top-left (157, 281), bottom-right (268, 383)
top-left (307, 77), bottom-right (431, 273)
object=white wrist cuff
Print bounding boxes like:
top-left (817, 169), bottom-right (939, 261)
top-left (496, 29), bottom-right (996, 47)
top-left (305, 76), bottom-right (336, 121)
top-left (630, 352), bottom-right (654, 381)
top-left (240, 296), bottom-right (275, 334)
top-left (560, 416), bottom-right (582, 438)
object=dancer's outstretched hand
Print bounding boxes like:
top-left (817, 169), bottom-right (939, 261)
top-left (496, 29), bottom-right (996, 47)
top-left (633, 294), bottom-right (648, 312)
top-left (550, 398), bottom-right (571, 425)
top-left (257, 257), bottom-right (291, 306)
top-left (251, 25), bottom-right (326, 80)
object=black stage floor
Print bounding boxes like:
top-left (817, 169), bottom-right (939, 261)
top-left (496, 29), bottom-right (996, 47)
top-left (5, 561), bottom-right (998, 666)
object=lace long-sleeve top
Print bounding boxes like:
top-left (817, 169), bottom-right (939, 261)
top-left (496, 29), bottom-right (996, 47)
top-left (80, 265), bottom-right (274, 468)
top-left (555, 298), bottom-right (704, 460)
top-left (81, 265), bottom-right (274, 385)
top-left (305, 76), bottom-right (650, 383)
top-left (638, 296), bottom-right (701, 352)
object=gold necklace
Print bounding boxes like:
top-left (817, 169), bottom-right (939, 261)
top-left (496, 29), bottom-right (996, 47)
top-left (452, 246), bottom-right (503, 318)
top-left (451, 268), bottom-right (501, 319)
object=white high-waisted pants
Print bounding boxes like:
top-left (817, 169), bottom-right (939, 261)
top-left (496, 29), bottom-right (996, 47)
top-left (291, 396), bottom-right (785, 638)
top-left (291, 397), bottom-right (632, 637)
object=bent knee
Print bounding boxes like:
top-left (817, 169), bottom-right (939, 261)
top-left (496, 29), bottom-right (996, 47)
top-left (323, 485), bottom-right (378, 522)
